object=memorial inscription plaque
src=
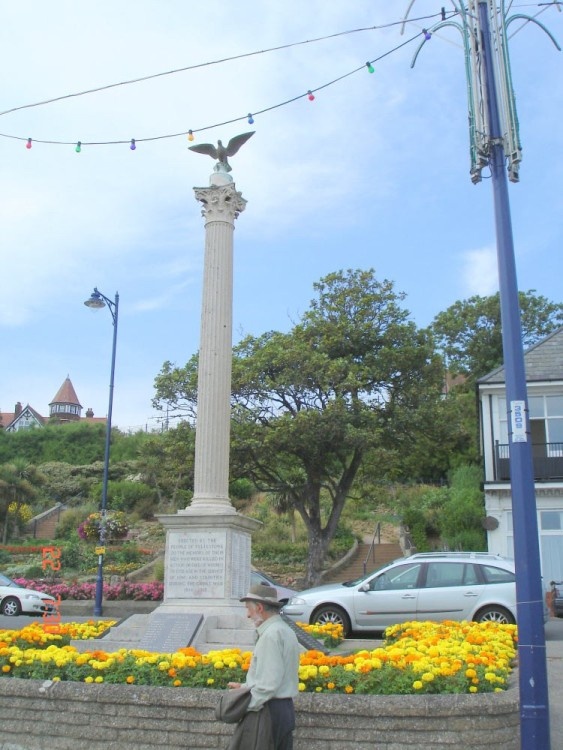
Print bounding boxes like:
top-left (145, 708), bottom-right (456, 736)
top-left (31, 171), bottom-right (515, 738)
top-left (230, 532), bottom-right (251, 598)
top-left (166, 530), bottom-right (227, 598)
top-left (139, 613), bottom-right (203, 652)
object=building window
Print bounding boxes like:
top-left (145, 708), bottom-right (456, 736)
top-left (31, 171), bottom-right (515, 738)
top-left (499, 395), bottom-right (563, 455)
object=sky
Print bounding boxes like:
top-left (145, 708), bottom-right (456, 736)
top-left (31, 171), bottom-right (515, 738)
top-left (1, 1), bottom-right (562, 433)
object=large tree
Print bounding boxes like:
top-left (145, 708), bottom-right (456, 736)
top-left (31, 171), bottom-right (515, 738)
top-left (431, 291), bottom-right (563, 381)
top-left (154, 269), bottom-right (447, 585)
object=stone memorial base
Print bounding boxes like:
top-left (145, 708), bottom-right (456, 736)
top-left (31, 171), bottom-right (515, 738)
top-left (153, 511), bottom-right (262, 650)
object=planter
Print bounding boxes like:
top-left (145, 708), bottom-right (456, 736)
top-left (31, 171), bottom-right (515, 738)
top-left (0, 677), bottom-right (519, 750)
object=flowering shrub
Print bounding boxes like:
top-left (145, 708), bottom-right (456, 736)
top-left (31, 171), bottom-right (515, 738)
top-left (78, 511), bottom-right (129, 542)
top-left (0, 620), bottom-right (516, 694)
top-left (14, 579), bottom-right (164, 602)
top-left (7, 503), bottom-right (33, 524)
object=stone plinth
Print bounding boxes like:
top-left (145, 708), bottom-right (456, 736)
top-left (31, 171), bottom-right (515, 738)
top-left (156, 512), bottom-right (260, 620)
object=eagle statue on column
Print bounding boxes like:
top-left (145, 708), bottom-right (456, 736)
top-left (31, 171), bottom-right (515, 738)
top-left (188, 131), bottom-right (255, 172)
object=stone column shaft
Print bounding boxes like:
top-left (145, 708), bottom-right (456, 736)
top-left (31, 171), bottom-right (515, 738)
top-left (185, 182), bottom-right (246, 515)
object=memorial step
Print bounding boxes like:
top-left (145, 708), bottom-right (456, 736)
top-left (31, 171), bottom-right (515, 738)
top-left (205, 628), bottom-right (256, 646)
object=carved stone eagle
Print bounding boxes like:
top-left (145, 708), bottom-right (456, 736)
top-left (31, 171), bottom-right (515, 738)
top-left (188, 131), bottom-right (255, 172)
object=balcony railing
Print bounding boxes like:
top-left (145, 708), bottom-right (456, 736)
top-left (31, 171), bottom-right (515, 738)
top-left (493, 442), bottom-right (563, 481)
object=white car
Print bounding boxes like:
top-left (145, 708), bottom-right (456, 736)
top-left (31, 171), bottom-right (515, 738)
top-left (0, 574), bottom-right (57, 617)
top-left (283, 552), bottom-right (523, 637)
top-left (251, 570), bottom-right (297, 605)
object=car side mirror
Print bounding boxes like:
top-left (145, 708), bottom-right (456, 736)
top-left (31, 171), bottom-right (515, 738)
top-left (359, 583), bottom-right (370, 593)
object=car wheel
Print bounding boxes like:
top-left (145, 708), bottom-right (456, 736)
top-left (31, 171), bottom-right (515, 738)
top-left (474, 605), bottom-right (515, 625)
top-left (1, 597), bottom-right (22, 617)
top-left (312, 605), bottom-right (351, 637)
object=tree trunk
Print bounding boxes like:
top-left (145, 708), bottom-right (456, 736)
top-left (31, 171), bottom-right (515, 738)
top-left (303, 528), bottom-right (330, 587)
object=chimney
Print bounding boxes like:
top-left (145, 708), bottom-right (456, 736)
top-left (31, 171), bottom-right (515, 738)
top-left (86, 408), bottom-right (94, 418)
top-left (15, 401), bottom-right (22, 416)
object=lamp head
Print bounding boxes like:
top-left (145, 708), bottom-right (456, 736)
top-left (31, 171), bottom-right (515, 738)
top-left (84, 289), bottom-right (106, 310)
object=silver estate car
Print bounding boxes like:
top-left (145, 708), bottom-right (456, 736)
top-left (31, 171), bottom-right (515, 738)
top-left (283, 552), bottom-right (520, 636)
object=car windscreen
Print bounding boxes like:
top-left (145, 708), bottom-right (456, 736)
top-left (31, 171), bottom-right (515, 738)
top-left (342, 560), bottom-right (400, 587)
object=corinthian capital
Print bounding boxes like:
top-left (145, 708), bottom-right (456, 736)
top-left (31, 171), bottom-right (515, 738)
top-left (194, 184), bottom-right (247, 223)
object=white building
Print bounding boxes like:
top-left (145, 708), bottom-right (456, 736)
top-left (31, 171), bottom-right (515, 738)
top-left (479, 326), bottom-right (563, 584)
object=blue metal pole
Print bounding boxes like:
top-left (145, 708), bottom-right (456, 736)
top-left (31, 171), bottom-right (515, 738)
top-left (478, 4), bottom-right (550, 747)
top-left (93, 291), bottom-right (119, 617)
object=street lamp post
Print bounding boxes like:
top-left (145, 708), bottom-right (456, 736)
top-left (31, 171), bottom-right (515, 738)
top-left (84, 288), bottom-right (119, 617)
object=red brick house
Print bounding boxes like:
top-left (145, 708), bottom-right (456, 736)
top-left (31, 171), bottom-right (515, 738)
top-left (0, 377), bottom-right (105, 432)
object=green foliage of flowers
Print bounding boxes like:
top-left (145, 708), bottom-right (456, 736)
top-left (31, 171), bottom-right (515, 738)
top-left (0, 620), bottom-right (516, 695)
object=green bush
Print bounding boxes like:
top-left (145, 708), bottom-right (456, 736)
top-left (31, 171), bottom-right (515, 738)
top-left (153, 558), bottom-right (165, 582)
top-left (55, 508), bottom-right (95, 540)
top-left (229, 478), bottom-right (254, 501)
top-left (24, 564), bottom-right (44, 579)
top-left (60, 539), bottom-right (91, 573)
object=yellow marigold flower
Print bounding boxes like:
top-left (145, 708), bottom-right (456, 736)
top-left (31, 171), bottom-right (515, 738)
top-left (298, 683), bottom-right (306, 692)
top-left (344, 685), bottom-right (354, 694)
top-left (318, 665), bottom-right (330, 675)
top-left (52, 676), bottom-right (61, 682)
top-left (315, 687), bottom-right (323, 692)
top-left (94, 676), bottom-right (104, 683)
top-left (469, 686), bottom-right (478, 693)
top-left (84, 676), bottom-right (94, 683)
top-left (327, 682), bottom-right (335, 690)
top-left (465, 668), bottom-right (477, 679)
top-left (2, 666), bottom-right (10, 673)
top-left (413, 681), bottom-right (423, 690)
top-left (214, 661), bottom-right (225, 670)
top-left (126, 675), bottom-right (135, 684)
top-left (421, 672), bottom-right (435, 682)
top-left (207, 678), bottom-right (215, 685)
top-left (173, 679), bottom-right (182, 687)
top-left (344, 663), bottom-right (354, 672)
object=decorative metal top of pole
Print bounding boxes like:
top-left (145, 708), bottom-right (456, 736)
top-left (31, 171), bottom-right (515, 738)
top-left (189, 131), bottom-right (255, 185)
top-left (402, 1), bottom-right (560, 184)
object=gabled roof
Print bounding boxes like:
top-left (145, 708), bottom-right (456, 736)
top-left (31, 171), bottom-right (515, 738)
top-left (49, 376), bottom-right (82, 407)
top-left (478, 325), bottom-right (563, 385)
top-left (4, 405), bottom-right (46, 431)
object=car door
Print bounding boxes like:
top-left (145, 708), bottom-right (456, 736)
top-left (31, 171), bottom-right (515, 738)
top-left (416, 562), bottom-right (484, 621)
top-left (351, 562), bottom-right (423, 629)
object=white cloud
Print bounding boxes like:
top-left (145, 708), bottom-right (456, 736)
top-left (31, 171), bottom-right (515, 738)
top-left (461, 246), bottom-right (499, 297)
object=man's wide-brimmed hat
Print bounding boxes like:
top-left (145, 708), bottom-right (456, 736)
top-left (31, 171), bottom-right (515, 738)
top-left (240, 583), bottom-right (284, 609)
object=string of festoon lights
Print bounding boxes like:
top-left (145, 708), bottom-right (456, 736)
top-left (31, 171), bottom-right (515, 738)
top-left (0, 8), bottom-right (454, 152)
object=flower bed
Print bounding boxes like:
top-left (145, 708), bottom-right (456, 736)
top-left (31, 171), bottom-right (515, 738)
top-left (14, 578), bottom-right (164, 601)
top-left (0, 620), bottom-right (516, 695)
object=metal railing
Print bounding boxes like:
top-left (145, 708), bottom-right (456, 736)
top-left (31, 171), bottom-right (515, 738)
top-left (362, 522), bottom-right (381, 576)
top-left (493, 441), bottom-right (563, 481)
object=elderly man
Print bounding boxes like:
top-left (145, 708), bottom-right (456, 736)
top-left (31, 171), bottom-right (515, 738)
top-left (227, 582), bottom-right (301, 750)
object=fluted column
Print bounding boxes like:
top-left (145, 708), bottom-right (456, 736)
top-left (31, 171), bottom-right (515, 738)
top-left (183, 182), bottom-right (246, 515)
